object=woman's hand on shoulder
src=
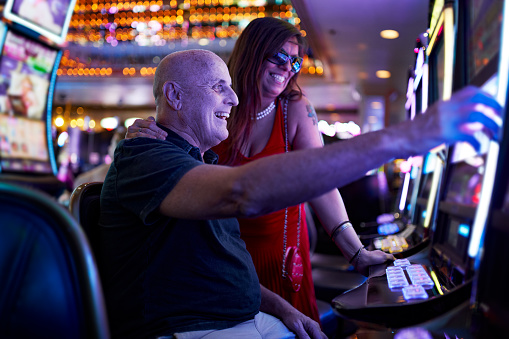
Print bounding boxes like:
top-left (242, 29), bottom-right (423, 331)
top-left (125, 116), bottom-right (167, 140)
top-left (287, 96), bottom-right (324, 150)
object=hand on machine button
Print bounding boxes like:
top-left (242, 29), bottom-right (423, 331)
top-left (355, 247), bottom-right (395, 276)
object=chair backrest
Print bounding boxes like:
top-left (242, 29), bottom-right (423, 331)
top-left (0, 182), bottom-right (109, 339)
top-left (69, 182), bottom-right (103, 258)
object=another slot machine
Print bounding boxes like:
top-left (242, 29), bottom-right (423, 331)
top-left (456, 0), bottom-right (508, 336)
top-left (357, 40), bottom-right (429, 243)
top-left (331, 0), bottom-right (505, 332)
top-left (358, 0), bottom-right (455, 258)
top-left (0, 0), bottom-right (76, 196)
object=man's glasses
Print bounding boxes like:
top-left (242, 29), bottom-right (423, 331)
top-left (267, 50), bottom-right (303, 73)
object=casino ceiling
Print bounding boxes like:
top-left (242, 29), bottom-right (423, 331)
top-left (53, 0), bottom-right (428, 129)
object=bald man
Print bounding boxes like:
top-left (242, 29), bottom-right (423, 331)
top-left (100, 49), bottom-right (501, 339)
top-left (100, 50), bottom-right (326, 339)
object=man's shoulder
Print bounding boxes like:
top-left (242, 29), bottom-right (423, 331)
top-left (115, 138), bottom-right (202, 175)
top-left (121, 137), bottom-right (173, 147)
top-left (119, 138), bottom-right (184, 155)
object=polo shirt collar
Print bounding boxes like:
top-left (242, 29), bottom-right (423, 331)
top-left (157, 123), bottom-right (218, 164)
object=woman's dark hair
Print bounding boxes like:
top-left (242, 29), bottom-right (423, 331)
top-left (221, 17), bottom-right (307, 165)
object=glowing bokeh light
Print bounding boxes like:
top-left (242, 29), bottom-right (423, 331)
top-left (101, 117), bottom-right (119, 130)
top-left (380, 29), bottom-right (399, 39)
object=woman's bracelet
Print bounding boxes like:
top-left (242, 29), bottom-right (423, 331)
top-left (354, 247), bottom-right (364, 268)
top-left (349, 245), bottom-right (364, 264)
top-left (330, 220), bottom-right (352, 241)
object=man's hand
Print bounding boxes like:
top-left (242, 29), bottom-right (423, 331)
top-left (126, 116), bottom-right (167, 140)
top-left (259, 285), bottom-right (326, 339)
top-left (279, 307), bottom-right (327, 339)
top-left (402, 86), bottom-right (502, 155)
top-left (354, 248), bottom-right (394, 276)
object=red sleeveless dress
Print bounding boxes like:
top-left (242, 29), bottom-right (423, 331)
top-left (213, 100), bottom-right (320, 324)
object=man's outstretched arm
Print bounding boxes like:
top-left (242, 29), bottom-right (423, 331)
top-left (158, 86), bottom-right (501, 220)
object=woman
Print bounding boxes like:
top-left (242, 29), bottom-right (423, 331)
top-left (128, 17), bottom-right (393, 323)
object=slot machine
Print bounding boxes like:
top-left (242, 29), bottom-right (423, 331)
top-left (357, 40), bottom-right (429, 243)
top-left (330, 0), bottom-right (506, 332)
top-left (455, 0), bottom-right (508, 336)
top-left (0, 0), bottom-right (77, 196)
top-left (357, 0), bottom-right (455, 259)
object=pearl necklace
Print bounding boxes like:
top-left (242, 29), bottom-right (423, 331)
top-left (253, 101), bottom-right (276, 120)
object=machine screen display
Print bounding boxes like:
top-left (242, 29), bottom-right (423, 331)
top-left (444, 155), bottom-right (486, 207)
top-left (3, 0), bottom-right (77, 45)
top-left (467, 0), bottom-right (503, 83)
top-left (0, 30), bottom-right (57, 174)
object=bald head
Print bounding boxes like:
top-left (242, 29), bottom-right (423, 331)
top-left (151, 49), bottom-right (238, 150)
top-left (153, 49), bottom-right (225, 103)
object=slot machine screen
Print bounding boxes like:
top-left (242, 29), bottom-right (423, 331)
top-left (437, 75), bottom-right (496, 258)
top-left (467, 0), bottom-right (503, 84)
top-left (414, 153), bottom-right (438, 227)
top-left (444, 75), bottom-right (497, 207)
top-left (419, 153), bottom-right (437, 199)
top-left (444, 154), bottom-right (486, 207)
top-left (2, 0), bottom-right (77, 45)
top-left (0, 30), bottom-right (58, 174)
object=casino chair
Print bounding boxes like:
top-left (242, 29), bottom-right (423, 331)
top-left (0, 182), bottom-right (109, 339)
top-left (69, 182), bottom-right (104, 258)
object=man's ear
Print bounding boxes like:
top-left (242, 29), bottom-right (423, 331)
top-left (163, 81), bottom-right (182, 111)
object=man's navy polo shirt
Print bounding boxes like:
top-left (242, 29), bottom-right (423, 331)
top-left (99, 126), bottom-right (260, 339)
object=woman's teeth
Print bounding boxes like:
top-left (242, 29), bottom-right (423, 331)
top-left (271, 74), bottom-right (285, 83)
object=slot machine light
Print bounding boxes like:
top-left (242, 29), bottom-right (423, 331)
top-left (421, 64), bottom-right (429, 113)
top-left (400, 160), bottom-right (412, 173)
top-left (442, 5), bottom-right (455, 101)
top-left (427, 15), bottom-right (443, 56)
top-left (57, 132), bottom-right (69, 147)
top-left (429, 0), bottom-right (444, 38)
top-left (414, 48), bottom-right (425, 86)
top-left (430, 270), bottom-right (444, 295)
top-left (424, 159), bottom-right (443, 228)
top-left (458, 224), bottom-right (470, 237)
top-left (405, 77), bottom-right (414, 111)
top-left (47, 49), bottom-right (62, 176)
top-left (399, 172), bottom-right (411, 212)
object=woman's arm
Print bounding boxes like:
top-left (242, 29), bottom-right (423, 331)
top-left (287, 96), bottom-right (394, 274)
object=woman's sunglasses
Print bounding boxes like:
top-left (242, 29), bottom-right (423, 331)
top-left (267, 50), bottom-right (303, 73)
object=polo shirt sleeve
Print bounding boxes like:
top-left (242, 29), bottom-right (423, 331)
top-left (113, 139), bottom-right (203, 224)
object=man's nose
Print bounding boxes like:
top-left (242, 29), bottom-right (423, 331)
top-left (225, 87), bottom-right (239, 106)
